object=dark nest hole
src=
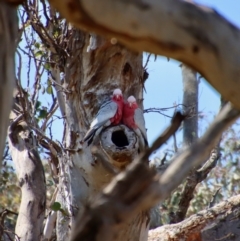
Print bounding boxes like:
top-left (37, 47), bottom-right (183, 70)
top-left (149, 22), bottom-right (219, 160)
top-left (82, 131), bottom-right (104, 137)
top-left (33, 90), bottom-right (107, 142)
top-left (112, 130), bottom-right (129, 147)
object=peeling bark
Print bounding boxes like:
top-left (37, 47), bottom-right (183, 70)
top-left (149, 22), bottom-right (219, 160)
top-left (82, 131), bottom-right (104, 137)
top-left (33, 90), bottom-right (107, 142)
top-left (148, 194), bottom-right (240, 241)
top-left (48, 0), bottom-right (240, 110)
top-left (0, 2), bottom-right (18, 168)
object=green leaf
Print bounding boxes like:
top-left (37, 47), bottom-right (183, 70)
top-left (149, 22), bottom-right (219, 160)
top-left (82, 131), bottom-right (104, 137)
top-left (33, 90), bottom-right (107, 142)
top-left (46, 85), bottom-right (53, 95)
top-left (34, 50), bottom-right (43, 57)
top-left (44, 63), bottom-right (50, 71)
top-left (38, 109), bottom-right (48, 119)
top-left (51, 202), bottom-right (61, 211)
top-left (34, 42), bottom-right (40, 49)
top-left (47, 78), bottom-right (51, 85)
top-left (36, 101), bottom-right (41, 110)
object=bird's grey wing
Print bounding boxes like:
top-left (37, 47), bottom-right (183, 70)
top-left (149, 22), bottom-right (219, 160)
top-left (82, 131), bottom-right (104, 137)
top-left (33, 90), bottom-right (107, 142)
top-left (134, 108), bottom-right (148, 146)
top-left (90, 100), bottom-right (118, 128)
top-left (83, 101), bottom-right (118, 144)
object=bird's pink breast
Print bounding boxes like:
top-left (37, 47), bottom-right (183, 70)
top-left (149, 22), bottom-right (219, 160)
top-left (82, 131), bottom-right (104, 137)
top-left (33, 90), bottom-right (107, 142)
top-left (123, 105), bottom-right (137, 129)
top-left (110, 99), bottom-right (124, 124)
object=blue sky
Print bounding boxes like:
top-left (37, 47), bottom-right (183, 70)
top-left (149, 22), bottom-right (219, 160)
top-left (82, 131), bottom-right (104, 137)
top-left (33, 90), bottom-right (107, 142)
top-left (143, 0), bottom-right (240, 158)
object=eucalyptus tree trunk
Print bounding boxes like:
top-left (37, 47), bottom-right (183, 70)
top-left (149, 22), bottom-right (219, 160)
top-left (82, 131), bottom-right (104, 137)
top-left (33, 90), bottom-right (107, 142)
top-left (8, 89), bottom-right (46, 241)
top-left (0, 2), bottom-right (18, 168)
top-left (21, 2), bottom-right (148, 238)
top-left (182, 65), bottom-right (198, 146)
top-left (54, 31), bottom-right (148, 240)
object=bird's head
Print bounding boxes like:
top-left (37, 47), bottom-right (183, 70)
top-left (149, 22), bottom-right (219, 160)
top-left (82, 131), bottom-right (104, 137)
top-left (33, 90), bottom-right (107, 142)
top-left (113, 88), bottom-right (123, 101)
top-left (127, 95), bottom-right (138, 108)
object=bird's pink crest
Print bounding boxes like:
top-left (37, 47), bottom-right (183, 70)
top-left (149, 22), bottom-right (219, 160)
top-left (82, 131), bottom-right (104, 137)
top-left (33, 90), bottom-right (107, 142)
top-left (127, 96), bottom-right (136, 103)
top-left (113, 88), bottom-right (122, 96)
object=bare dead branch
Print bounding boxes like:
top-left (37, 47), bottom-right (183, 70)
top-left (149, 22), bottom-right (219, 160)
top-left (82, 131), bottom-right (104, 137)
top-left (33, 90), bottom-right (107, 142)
top-left (41, 98), bottom-right (58, 132)
top-left (29, 124), bottom-right (62, 153)
top-left (148, 194), bottom-right (240, 241)
top-left (169, 100), bottom-right (226, 223)
top-left (143, 53), bottom-right (151, 69)
top-left (159, 103), bottom-right (239, 198)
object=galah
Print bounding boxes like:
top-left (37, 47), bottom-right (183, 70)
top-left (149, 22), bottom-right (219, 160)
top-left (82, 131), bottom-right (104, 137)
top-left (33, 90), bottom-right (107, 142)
top-left (123, 96), bottom-right (148, 152)
top-left (83, 88), bottom-right (124, 145)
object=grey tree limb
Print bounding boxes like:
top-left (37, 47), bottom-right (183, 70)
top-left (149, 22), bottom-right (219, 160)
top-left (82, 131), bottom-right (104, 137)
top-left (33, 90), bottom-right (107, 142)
top-left (48, 0), bottom-right (240, 110)
top-left (8, 90), bottom-right (46, 241)
top-left (148, 194), bottom-right (240, 241)
top-left (170, 65), bottom-right (199, 223)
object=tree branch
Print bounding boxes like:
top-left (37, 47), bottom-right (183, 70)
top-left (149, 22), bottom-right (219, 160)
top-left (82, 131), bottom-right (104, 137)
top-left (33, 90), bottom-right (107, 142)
top-left (148, 194), bottom-right (240, 241)
top-left (159, 103), bottom-right (239, 199)
top-left (48, 0), bottom-right (240, 110)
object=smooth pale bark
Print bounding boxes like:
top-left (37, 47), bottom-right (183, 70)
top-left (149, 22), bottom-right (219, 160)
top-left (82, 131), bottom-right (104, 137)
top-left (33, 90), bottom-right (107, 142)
top-left (0, 2), bottom-right (18, 168)
top-left (8, 90), bottom-right (46, 241)
top-left (48, 0), bottom-right (240, 110)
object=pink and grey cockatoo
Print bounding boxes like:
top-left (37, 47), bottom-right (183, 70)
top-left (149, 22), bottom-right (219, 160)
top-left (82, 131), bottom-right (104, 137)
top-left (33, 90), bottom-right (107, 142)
top-left (123, 96), bottom-right (148, 152)
top-left (83, 88), bottom-right (124, 145)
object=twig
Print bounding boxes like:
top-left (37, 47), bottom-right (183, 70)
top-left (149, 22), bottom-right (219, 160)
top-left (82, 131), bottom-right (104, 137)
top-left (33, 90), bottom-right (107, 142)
top-left (29, 124), bottom-right (61, 153)
top-left (170, 147), bottom-right (221, 223)
top-left (173, 133), bottom-right (178, 153)
top-left (0, 209), bottom-right (18, 239)
top-left (143, 53), bottom-right (151, 69)
top-left (41, 98), bottom-right (58, 131)
top-left (170, 102), bottom-right (225, 223)
top-left (159, 103), bottom-right (239, 198)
